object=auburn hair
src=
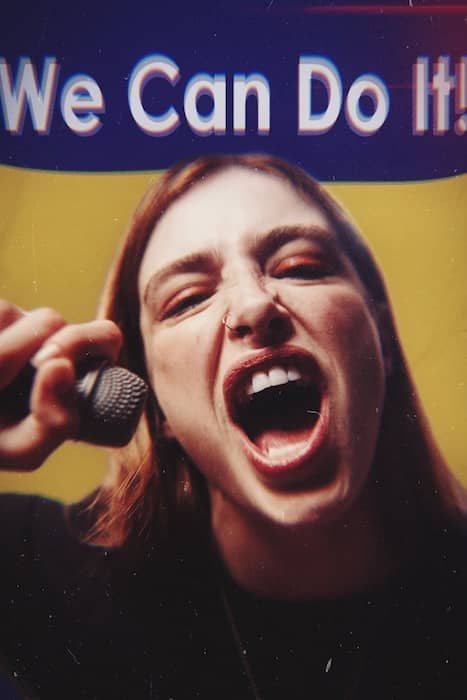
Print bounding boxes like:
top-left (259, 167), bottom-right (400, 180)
top-left (80, 154), bottom-right (467, 549)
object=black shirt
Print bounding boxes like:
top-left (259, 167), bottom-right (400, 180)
top-left (1, 493), bottom-right (467, 699)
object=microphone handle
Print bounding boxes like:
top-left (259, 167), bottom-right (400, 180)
top-left (0, 362), bottom-right (36, 420)
top-left (0, 360), bottom-right (149, 447)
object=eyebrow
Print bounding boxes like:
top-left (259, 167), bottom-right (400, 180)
top-left (143, 250), bottom-right (220, 306)
top-left (142, 224), bottom-right (335, 306)
top-left (253, 225), bottom-right (336, 264)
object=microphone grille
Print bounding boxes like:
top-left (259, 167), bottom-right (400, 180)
top-left (76, 364), bottom-right (148, 447)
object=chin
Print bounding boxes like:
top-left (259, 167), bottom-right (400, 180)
top-left (235, 466), bottom-right (357, 532)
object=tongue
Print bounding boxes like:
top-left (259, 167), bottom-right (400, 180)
top-left (239, 384), bottom-right (321, 455)
top-left (255, 425), bottom-right (315, 456)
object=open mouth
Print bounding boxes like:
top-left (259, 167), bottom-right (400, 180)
top-left (225, 351), bottom-right (326, 471)
top-left (238, 375), bottom-right (321, 453)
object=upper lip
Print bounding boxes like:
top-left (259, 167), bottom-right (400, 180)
top-left (223, 344), bottom-right (324, 421)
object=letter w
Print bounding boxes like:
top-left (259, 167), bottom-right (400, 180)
top-left (0, 57), bottom-right (59, 134)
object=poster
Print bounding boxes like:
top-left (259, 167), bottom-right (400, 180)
top-left (1, 0), bottom-right (465, 500)
top-left (0, 1), bottom-right (466, 698)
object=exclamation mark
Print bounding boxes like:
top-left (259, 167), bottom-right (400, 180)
top-left (455, 56), bottom-right (467, 136)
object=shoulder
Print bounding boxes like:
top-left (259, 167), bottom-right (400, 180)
top-left (0, 492), bottom-right (110, 601)
top-left (0, 491), bottom-right (86, 554)
top-left (431, 521), bottom-right (467, 583)
top-left (0, 490), bottom-right (59, 524)
top-left (0, 492), bottom-right (67, 558)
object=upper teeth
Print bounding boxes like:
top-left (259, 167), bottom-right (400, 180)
top-left (246, 365), bottom-right (302, 396)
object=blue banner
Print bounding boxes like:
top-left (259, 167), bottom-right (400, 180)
top-left (1, 0), bottom-right (465, 180)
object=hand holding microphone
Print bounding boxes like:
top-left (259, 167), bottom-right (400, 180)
top-left (1, 359), bottom-right (148, 447)
top-left (0, 303), bottom-right (148, 471)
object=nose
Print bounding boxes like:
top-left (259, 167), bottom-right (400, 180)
top-left (223, 279), bottom-right (292, 346)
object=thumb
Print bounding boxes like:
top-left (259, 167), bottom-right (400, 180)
top-left (30, 357), bottom-right (80, 434)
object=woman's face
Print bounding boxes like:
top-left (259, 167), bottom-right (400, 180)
top-left (138, 167), bottom-right (386, 530)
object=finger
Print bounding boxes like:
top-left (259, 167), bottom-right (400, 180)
top-left (0, 300), bottom-right (24, 330)
top-left (0, 359), bottom-right (78, 471)
top-left (0, 415), bottom-right (71, 472)
top-left (0, 308), bottom-right (66, 390)
top-left (31, 320), bottom-right (123, 369)
top-left (30, 357), bottom-right (80, 431)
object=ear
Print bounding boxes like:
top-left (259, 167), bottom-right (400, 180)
top-left (375, 302), bottom-right (394, 379)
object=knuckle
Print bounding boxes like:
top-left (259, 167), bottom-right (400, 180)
top-left (0, 300), bottom-right (21, 328)
top-left (55, 324), bottom-right (100, 356)
top-left (36, 401), bottom-right (75, 433)
top-left (48, 323), bottom-right (78, 346)
top-left (101, 320), bottom-right (123, 345)
top-left (59, 320), bottom-right (122, 355)
top-left (34, 307), bottom-right (66, 335)
top-left (48, 412), bottom-right (73, 433)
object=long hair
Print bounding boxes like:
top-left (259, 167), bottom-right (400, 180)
top-left (81, 154), bottom-right (467, 548)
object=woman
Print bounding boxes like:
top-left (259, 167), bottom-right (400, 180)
top-left (0, 154), bottom-right (466, 699)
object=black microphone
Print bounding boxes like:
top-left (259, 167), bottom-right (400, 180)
top-left (0, 360), bottom-right (149, 447)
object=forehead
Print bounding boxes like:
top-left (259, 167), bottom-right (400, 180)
top-left (139, 167), bottom-right (334, 286)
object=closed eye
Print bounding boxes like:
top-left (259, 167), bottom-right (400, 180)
top-left (271, 255), bottom-right (332, 280)
top-left (162, 290), bottom-right (213, 319)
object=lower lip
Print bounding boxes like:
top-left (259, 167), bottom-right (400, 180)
top-left (236, 397), bottom-right (329, 483)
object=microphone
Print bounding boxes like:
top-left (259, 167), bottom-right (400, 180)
top-left (0, 360), bottom-right (149, 447)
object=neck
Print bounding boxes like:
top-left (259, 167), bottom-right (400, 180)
top-left (210, 489), bottom-right (398, 601)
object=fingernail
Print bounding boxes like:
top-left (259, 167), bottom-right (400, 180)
top-left (31, 342), bottom-right (62, 367)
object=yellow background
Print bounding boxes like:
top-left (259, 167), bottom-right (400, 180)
top-left (0, 166), bottom-right (466, 502)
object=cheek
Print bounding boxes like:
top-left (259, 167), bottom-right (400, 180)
top-left (340, 299), bottom-right (384, 380)
top-left (309, 287), bottom-right (382, 364)
top-left (326, 293), bottom-right (386, 443)
top-left (293, 285), bottom-right (385, 410)
top-left (143, 321), bottom-right (215, 423)
top-left (145, 323), bottom-right (228, 480)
